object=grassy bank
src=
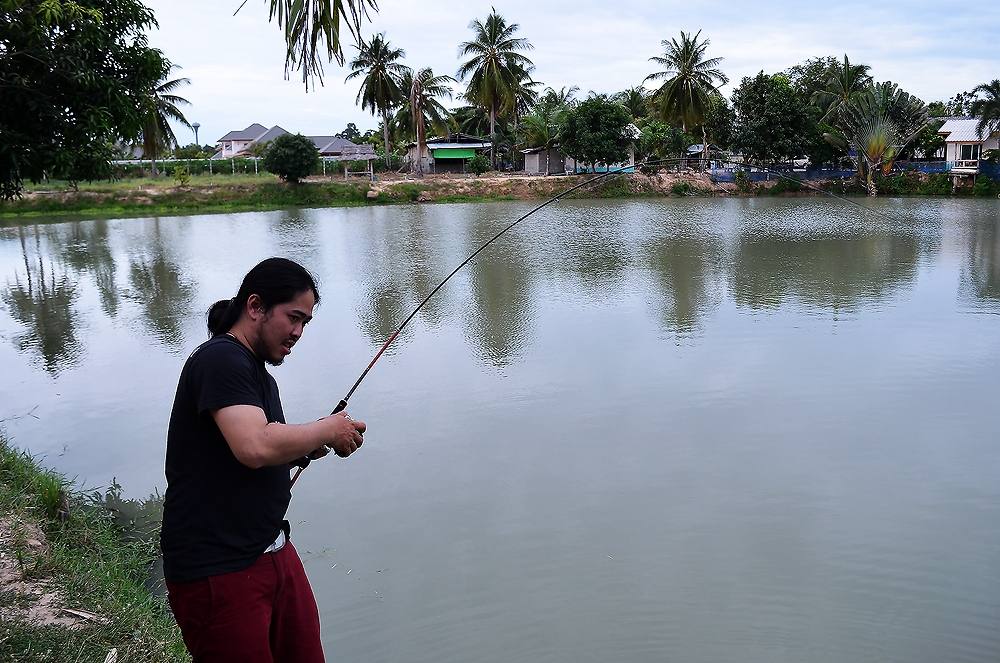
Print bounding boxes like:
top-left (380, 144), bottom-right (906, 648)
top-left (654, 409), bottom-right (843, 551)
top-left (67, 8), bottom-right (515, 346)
top-left (0, 435), bottom-right (186, 662)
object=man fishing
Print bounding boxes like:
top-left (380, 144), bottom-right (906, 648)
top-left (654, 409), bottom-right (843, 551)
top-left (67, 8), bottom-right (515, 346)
top-left (160, 257), bottom-right (366, 662)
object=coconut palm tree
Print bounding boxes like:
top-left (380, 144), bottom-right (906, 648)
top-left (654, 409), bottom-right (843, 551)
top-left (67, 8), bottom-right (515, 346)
top-left (451, 106), bottom-right (491, 137)
top-left (346, 33), bottom-right (407, 165)
top-left (812, 54), bottom-right (871, 122)
top-left (457, 10), bottom-right (534, 167)
top-left (539, 86), bottom-right (579, 113)
top-left (396, 68), bottom-right (455, 176)
top-left (827, 81), bottom-right (929, 196)
top-left (140, 57), bottom-right (192, 176)
top-left (616, 86), bottom-right (650, 119)
top-left (645, 30), bottom-right (728, 166)
top-left (969, 80), bottom-right (1000, 140)
top-left (518, 104), bottom-right (565, 175)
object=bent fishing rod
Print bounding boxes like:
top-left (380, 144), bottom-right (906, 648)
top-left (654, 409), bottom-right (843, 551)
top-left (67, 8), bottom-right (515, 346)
top-left (290, 157), bottom-right (881, 486)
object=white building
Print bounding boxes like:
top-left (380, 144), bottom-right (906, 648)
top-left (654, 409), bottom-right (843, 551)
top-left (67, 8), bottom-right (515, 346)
top-left (937, 117), bottom-right (1000, 176)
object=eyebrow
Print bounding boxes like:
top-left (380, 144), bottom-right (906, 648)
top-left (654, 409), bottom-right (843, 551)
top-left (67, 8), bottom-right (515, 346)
top-left (290, 309), bottom-right (313, 322)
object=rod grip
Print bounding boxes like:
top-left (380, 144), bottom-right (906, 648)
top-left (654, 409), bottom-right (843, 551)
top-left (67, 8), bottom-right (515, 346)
top-left (290, 400), bottom-right (349, 470)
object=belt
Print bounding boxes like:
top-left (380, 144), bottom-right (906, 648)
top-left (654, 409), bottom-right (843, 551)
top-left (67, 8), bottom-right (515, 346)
top-left (264, 528), bottom-right (286, 554)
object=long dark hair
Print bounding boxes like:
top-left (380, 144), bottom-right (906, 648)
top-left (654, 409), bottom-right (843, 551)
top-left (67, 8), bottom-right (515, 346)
top-left (207, 257), bottom-right (320, 336)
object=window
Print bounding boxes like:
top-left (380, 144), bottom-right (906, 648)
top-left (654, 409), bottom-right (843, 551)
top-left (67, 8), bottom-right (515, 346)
top-left (960, 144), bottom-right (981, 161)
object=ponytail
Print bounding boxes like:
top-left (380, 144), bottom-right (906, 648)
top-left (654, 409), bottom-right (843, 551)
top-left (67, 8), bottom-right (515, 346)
top-left (206, 258), bottom-right (320, 337)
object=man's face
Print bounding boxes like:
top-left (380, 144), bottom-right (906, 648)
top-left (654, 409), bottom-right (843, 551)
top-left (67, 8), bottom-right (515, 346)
top-left (252, 289), bottom-right (315, 366)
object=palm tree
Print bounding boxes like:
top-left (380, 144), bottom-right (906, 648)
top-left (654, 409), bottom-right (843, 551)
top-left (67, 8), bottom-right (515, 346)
top-left (539, 86), bottom-right (579, 113)
top-left (969, 80), bottom-right (1000, 140)
top-left (645, 30), bottom-right (728, 166)
top-left (397, 68), bottom-right (454, 176)
top-left (827, 81), bottom-right (929, 196)
top-left (451, 105), bottom-right (491, 137)
top-left (616, 86), bottom-right (650, 119)
top-left (346, 33), bottom-right (407, 165)
top-left (518, 104), bottom-right (564, 175)
top-left (140, 57), bottom-right (192, 176)
top-left (812, 54), bottom-right (872, 122)
top-left (457, 10), bottom-right (534, 167)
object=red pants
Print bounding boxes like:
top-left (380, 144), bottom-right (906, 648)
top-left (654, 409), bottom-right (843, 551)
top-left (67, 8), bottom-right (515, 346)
top-left (166, 542), bottom-right (324, 662)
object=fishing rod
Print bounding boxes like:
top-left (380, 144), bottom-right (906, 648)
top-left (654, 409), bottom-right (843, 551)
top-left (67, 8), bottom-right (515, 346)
top-left (290, 156), bottom-right (879, 486)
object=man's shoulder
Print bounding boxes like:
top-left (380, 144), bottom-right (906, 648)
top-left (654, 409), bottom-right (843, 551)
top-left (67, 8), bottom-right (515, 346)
top-left (186, 336), bottom-right (255, 372)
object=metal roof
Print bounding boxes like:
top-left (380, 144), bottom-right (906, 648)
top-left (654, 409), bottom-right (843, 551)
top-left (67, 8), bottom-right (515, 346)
top-left (217, 123), bottom-right (268, 142)
top-left (938, 118), bottom-right (994, 142)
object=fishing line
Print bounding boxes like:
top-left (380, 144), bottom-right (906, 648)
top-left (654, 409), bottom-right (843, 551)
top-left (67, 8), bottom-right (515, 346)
top-left (291, 156), bottom-right (881, 486)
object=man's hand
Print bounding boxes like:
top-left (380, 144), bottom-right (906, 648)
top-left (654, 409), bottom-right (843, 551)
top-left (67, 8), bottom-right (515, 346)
top-left (320, 412), bottom-right (366, 458)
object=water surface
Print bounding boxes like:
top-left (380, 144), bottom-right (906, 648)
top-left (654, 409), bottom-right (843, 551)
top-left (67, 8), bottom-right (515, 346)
top-left (2, 198), bottom-right (999, 662)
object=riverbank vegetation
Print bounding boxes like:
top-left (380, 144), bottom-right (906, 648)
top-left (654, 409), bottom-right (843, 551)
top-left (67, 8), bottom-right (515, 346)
top-left (0, 434), bottom-right (185, 662)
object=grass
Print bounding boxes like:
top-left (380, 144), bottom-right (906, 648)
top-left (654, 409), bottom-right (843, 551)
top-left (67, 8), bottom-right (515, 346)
top-left (0, 434), bottom-right (187, 662)
top-left (23, 173), bottom-right (280, 193)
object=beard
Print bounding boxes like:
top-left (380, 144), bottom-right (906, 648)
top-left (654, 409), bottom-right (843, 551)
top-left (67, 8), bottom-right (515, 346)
top-left (251, 335), bottom-right (285, 366)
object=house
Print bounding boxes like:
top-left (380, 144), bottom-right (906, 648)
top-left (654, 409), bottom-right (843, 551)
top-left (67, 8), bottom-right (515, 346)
top-left (214, 123), bottom-right (269, 158)
top-left (405, 133), bottom-right (492, 174)
top-left (938, 117), bottom-right (1000, 177)
top-left (564, 123), bottom-right (642, 173)
top-left (213, 124), bottom-right (377, 160)
top-left (521, 146), bottom-right (566, 175)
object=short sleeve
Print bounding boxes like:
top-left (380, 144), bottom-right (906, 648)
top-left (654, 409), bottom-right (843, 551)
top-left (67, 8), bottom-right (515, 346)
top-left (189, 342), bottom-right (264, 415)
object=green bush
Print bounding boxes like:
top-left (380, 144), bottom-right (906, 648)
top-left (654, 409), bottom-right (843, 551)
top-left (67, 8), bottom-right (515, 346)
top-left (973, 177), bottom-right (1000, 197)
top-left (919, 173), bottom-right (952, 195)
top-left (171, 165), bottom-right (190, 186)
top-left (734, 169), bottom-right (753, 193)
top-left (671, 181), bottom-right (694, 195)
top-left (769, 176), bottom-right (803, 195)
top-left (263, 134), bottom-right (319, 183)
top-left (468, 153), bottom-right (490, 176)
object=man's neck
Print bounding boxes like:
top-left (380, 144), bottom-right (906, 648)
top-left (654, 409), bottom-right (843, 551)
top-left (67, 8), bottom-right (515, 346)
top-left (225, 325), bottom-right (257, 357)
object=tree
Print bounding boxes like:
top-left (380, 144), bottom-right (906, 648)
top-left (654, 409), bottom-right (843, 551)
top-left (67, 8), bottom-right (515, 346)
top-left (1, 0), bottom-right (165, 198)
top-left (559, 95), bottom-right (633, 171)
top-left (399, 68), bottom-right (454, 176)
top-left (336, 122), bottom-right (362, 141)
top-left (785, 56), bottom-right (840, 101)
top-left (969, 80), bottom-right (1000, 140)
top-left (140, 57), bottom-right (192, 176)
top-left (457, 10), bottom-right (534, 167)
top-left (644, 30), bottom-right (728, 166)
top-left (732, 72), bottom-right (813, 164)
top-left (699, 95), bottom-right (735, 150)
top-left (345, 33), bottom-right (406, 164)
top-left (519, 103), bottom-right (566, 175)
top-left (538, 86), bottom-right (580, 113)
top-left (616, 87), bottom-right (651, 120)
top-left (263, 134), bottom-right (319, 183)
top-left (450, 106), bottom-right (491, 137)
top-left (811, 54), bottom-right (871, 121)
top-left (262, 0), bottom-right (377, 87)
top-left (825, 81), bottom-right (929, 196)
top-left (637, 120), bottom-right (690, 161)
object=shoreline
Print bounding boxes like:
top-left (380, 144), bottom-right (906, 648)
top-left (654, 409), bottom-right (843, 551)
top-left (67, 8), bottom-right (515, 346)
top-left (2, 172), bottom-right (996, 222)
top-left (0, 434), bottom-right (186, 662)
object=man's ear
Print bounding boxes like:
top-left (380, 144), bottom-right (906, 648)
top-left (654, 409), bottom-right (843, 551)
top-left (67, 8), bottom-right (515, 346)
top-left (246, 294), bottom-right (265, 321)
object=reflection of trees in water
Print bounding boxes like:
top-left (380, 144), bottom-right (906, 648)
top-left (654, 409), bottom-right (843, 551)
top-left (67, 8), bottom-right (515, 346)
top-left (60, 219), bottom-right (120, 317)
top-left (553, 209), bottom-right (631, 294)
top-left (126, 220), bottom-right (194, 349)
top-left (962, 221), bottom-right (1000, 303)
top-left (353, 208), bottom-right (449, 347)
top-left (269, 210), bottom-right (320, 268)
top-left (730, 232), bottom-right (920, 312)
top-left (644, 233), bottom-right (723, 337)
top-left (3, 226), bottom-right (82, 374)
top-left (464, 224), bottom-right (535, 366)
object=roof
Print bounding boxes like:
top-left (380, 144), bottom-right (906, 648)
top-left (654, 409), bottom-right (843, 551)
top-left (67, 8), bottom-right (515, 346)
top-left (938, 118), bottom-right (994, 142)
top-left (217, 123), bottom-right (268, 142)
top-left (255, 125), bottom-right (290, 144)
top-left (426, 132), bottom-right (488, 144)
top-left (522, 146), bottom-right (561, 154)
top-left (313, 136), bottom-right (360, 153)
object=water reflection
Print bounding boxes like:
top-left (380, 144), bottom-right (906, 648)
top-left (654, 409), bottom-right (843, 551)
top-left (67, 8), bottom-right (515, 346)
top-left (646, 234), bottom-right (722, 337)
top-left (60, 219), bottom-right (120, 317)
top-left (465, 220), bottom-right (535, 366)
top-left (963, 220), bottom-right (1000, 304)
top-left (3, 226), bottom-right (82, 374)
top-left (125, 220), bottom-right (194, 349)
top-left (730, 233), bottom-right (920, 313)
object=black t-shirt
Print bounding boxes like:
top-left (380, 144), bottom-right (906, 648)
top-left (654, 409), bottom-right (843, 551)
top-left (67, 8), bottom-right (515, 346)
top-left (160, 335), bottom-right (290, 583)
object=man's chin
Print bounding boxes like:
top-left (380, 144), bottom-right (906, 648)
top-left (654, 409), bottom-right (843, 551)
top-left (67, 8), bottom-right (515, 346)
top-left (265, 356), bottom-right (285, 367)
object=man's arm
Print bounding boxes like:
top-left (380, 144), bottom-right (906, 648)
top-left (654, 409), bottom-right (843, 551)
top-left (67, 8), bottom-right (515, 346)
top-left (212, 406), bottom-right (365, 469)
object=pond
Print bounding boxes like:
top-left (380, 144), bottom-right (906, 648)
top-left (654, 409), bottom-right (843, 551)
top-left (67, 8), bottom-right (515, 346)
top-left (2, 198), bottom-right (999, 662)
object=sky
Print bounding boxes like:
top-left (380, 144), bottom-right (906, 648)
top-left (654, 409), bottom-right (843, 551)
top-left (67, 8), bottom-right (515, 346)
top-left (145, 0), bottom-right (1000, 147)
